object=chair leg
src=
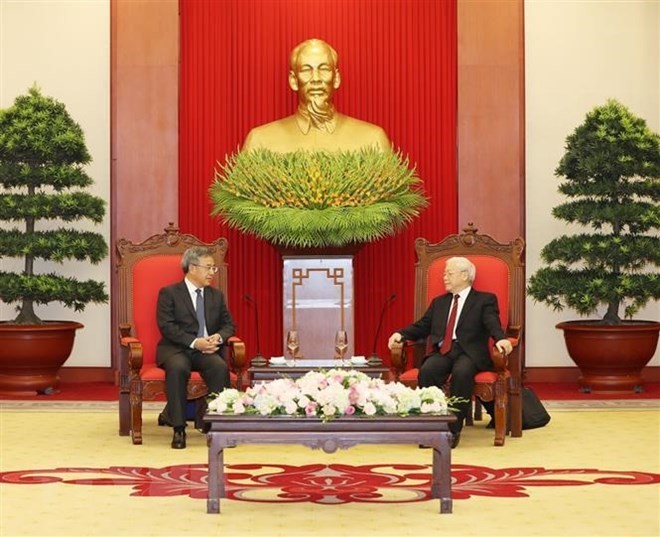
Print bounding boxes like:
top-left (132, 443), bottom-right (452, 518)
top-left (474, 398), bottom-right (483, 421)
top-left (493, 379), bottom-right (508, 447)
top-left (129, 381), bottom-right (143, 445)
top-left (118, 380), bottom-right (130, 436)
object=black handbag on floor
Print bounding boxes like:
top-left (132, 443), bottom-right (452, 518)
top-left (522, 386), bottom-right (551, 429)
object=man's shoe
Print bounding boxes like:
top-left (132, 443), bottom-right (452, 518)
top-left (486, 418), bottom-right (495, 429)
top-left (158, 412), bottom-right (172, 427)
top-left (451, 432), bottom-right (461, 449)
top-left (171, 430), bottom-right (186, 449)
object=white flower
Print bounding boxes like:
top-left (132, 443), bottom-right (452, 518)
top-left (363, 401), bottom-right (377, 415)
top-left (206, 368), bottom-right (452, 422)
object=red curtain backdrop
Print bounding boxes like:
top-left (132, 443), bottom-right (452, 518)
top-left (179, 0), bottom-right (457, 363)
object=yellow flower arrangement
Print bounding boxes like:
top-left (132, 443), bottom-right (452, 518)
top-left (210, 148), bottom-right (427, 248)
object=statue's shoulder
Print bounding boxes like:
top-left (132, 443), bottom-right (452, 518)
top-left (335, 114), bottom-right (390, 149)
top-left (242, 116), bottom-right (300, 151)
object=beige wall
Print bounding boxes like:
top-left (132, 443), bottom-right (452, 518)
top-left (2, 1), bottom-right (658, 371)
top-left (0, 0), bottom-right (111, 367)
top-left (525, 0), bottom-right (660, 367)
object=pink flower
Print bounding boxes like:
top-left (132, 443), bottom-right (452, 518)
top-left (305, 403), bottom-right (318, 417)
top-left (207, 368), bottom-right (451, 422)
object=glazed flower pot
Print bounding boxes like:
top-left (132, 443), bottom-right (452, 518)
top-left (0, 321), bottom-right (83, 395)
top-left (556, 320), bottom-right (660, 393)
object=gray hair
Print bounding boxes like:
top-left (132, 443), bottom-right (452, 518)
top-left (181, 246), bottom-right (214, 273)
top-left (447, 256), bottom-right (476, 284)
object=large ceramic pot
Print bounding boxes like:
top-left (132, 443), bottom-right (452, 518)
top-left (0, 321), bottom-right (83, 395)
top-left (556, 320), bottom-right (660, 393)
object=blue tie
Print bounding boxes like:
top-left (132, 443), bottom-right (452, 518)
top-left (195, 289), bottom-right (206, 337)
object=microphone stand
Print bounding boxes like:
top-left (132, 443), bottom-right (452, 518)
top-left (369, 293), bottom-right (396, 365)
top-left (244, 293), bottom-right (267, 366)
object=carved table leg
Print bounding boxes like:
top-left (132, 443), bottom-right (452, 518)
top-left (432, 431), bottom-right (453, 514)
top-left (207, 432), bottom-right (224, 514)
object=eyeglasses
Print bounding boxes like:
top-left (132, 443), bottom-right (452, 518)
top-left (191, 264), bottom-right (219, 274)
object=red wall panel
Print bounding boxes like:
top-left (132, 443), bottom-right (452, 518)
top-left (179, 0), bottom-right (457, 362)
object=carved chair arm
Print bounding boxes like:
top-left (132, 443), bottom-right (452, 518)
top-left (390, 338), bottom-right (426, 380)
top-left (226, 336), bottom-right (247, 371)
top-left (490, 325), bottom-right (522, 373)
top-left (120, 341), bottom-right (143, 372)
top-left (489, 346), bottom-right (508, 371)
top-left (390, 341), bottom-right (405, 375)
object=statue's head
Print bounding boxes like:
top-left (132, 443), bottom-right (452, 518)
top-left (289, 38), bottom-right (341, 112)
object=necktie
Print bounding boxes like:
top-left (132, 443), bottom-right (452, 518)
top-left (195, 289), bottom-right (206, 337)
top-left (439, 294), bottom-right (460, 355)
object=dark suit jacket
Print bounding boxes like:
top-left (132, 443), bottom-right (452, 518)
top-left (398, 288), bottom-right (506, 371)
top-left (155, 281), bottom-right (235, 366)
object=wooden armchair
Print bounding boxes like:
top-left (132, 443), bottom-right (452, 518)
top-left (116, 223), bottom-right (247, 445)
top-left (390, 223), bottom-right (525, 446)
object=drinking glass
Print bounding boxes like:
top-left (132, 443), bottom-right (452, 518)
top-left (286, 330), bottom-right (299, 362)
top-left (334, 330), bottom-right (349, 362)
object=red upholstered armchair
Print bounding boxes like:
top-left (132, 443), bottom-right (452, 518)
top-left (116, 224), bottom-right (246, 445)
top-left (390, 223), bottom-right (525, 446)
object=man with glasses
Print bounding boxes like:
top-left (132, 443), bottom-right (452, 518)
top-left (387, 256), bottom-right (512, 448)
top-left (155, 246), bottom-right (235, 449)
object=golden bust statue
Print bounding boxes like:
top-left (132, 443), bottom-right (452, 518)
top-left (243, 38), bottom-right (391, 152)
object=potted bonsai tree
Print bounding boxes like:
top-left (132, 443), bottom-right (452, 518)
top-left (0, 85), bottom-right (108, 394)
top-left (527, 99), bottom-right (660, 393)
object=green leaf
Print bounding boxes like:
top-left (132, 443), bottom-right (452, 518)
top-left (529, 100), bottom-right (660, 323)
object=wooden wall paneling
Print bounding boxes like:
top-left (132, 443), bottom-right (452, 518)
top-left (111, 0), bottom-right (179, 376)
top-left (457, 0), bottom-right (525, 243)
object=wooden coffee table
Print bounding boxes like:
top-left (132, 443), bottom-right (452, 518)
top-left (204, 413), bottom-right (456, 514)
top-left (247, 358), bottom-right (391, 386)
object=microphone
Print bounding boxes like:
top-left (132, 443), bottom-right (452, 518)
top-left (370, 293), bottom-right (396, 363)
top-left (244, 293), bottom-right (266, 366)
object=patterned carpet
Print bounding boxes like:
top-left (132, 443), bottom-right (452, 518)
top-left (1, 404), bottom-right (659, 536)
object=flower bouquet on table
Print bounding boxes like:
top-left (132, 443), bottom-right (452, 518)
top-left (207, 369), bottom-right (461, 423)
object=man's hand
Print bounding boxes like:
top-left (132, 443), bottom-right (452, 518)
top-left (388, 332), bottom-right (403, 350)
top-left (207, 333), bottom-right (223, 346)
top-left (495, 338), bottom-right (513, 355)
top-left (194, 336), bottom-right (221, 354)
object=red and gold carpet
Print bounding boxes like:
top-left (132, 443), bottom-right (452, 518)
top-left (1, 389), bottom-right (659, 537)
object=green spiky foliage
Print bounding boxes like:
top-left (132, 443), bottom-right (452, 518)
top-left (527, 99), bottom-right (660, 324)
top-left (0, 85), bottom-right (108, 324)
top-left (210, 148), bottom-right (427, 248)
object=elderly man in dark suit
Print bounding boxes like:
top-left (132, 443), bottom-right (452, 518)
top-left (156, 246), bottom-right (235, 449)
top-left (388, 256), bottom-right (512, 448)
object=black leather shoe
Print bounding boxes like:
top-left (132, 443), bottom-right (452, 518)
top-left (171, 430), bottom-right (186, 449)
top-left (451, 432), bottom-right (461, 449)
top-left (158, 412), bottom-right (172, 427)
top-left (486, 418), bottom-right (495, 429)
